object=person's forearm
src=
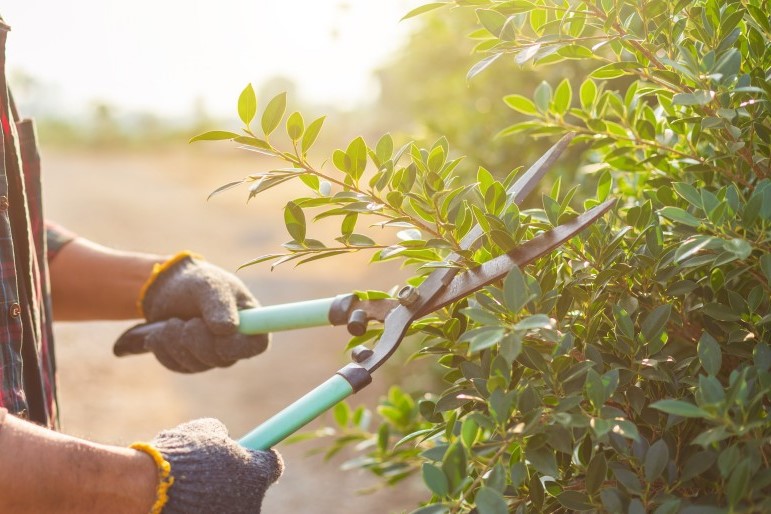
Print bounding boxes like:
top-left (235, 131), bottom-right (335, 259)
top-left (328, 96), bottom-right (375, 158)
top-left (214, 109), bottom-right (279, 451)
top-left (49, 237), bottom-right (169, 320)
top-left (0, 409), bottom-right (157, 514)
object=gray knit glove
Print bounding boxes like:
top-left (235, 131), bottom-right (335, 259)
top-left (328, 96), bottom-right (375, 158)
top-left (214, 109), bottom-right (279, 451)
top-left (141, 254), bottom-right (269, 373)
top-left (150, 418), bottom-right (283, 514)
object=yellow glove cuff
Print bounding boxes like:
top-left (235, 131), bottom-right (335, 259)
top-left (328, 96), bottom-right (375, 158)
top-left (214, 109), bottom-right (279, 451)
top-left (136, 250), bottom-right (203, 317)
top-left (130, 442), bottom-right (175, 514)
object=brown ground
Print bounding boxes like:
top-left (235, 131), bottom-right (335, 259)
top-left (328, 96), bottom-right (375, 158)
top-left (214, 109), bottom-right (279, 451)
top-left (43, 143), bottom-right (425, 513)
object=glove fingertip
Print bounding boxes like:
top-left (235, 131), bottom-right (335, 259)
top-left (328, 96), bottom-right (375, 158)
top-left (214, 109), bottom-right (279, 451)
top-left (270, 449), bottom-right (285, 481)
top-left (215, 333), bottom-right (270, 362)
top-left (180, 417), bottom-right (230, 437)
top-left (251, 448), bottom-right (284, 485)
top-left (203, 311), bottom-right (240, 336)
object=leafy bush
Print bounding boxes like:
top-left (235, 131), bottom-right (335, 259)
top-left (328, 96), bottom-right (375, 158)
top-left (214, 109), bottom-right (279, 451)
top-left (197, 0), bottom-right (770, 512)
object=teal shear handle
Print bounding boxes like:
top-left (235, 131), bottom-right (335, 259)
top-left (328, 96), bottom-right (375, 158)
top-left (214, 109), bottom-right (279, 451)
top-left (238, 374), bottom-right (355, 450)
top-left (113, 295), bottom-right (356, 357)
top-left (237, 297), bottom-right (336, 333)
top-left (238, 363), bottom-right (371, 450)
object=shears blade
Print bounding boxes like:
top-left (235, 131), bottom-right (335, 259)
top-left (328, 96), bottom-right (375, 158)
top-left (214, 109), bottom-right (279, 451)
top-left (417, 198), bottom-right (616, 316)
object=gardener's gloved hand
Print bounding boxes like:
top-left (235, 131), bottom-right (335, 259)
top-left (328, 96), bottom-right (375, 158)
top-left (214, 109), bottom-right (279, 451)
top-left (140, 252), bottom-right (270, 372)
top-left (133, 418), bottom-right (283, 514)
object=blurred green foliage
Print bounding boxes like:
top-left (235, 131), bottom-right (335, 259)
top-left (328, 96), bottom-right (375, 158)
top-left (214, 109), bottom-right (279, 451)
top-left (373, 7), bottom-right (595, 187)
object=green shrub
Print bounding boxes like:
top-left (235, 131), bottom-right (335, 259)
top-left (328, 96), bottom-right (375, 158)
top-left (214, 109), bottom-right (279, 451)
top-left (197, 1), bottom-right (770, 512)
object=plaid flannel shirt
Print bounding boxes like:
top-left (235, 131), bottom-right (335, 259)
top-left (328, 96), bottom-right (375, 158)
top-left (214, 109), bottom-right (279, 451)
top-left (0, 19), bottom-right (74, 428)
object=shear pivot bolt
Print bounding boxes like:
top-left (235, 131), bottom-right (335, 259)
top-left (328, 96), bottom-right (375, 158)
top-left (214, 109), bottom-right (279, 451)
top-left (347, 309), bottom-right (368, 336)
top-left (351, 345), bottom-right (374, 363)
top-left (397, 285), bottom-right (420, 306)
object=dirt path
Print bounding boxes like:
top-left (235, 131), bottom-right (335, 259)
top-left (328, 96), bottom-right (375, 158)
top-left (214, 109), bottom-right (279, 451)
top-left (43, 144), bottom-right (424, 513)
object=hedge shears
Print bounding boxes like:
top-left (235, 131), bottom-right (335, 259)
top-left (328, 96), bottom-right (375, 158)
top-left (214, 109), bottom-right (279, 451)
top-left (114, 134), bottom-right (614, 451)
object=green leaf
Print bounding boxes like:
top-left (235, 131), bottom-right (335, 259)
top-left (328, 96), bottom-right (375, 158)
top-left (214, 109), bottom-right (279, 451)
top-left (299, 174), bottom-right (319, 192)
top-left (513, 314), bottom-right (552, 331)
top-left (672, 90), bottom-right (713, 105)
top-left (346, 136), bottom-right (368, 181)
top-left (644, 440), bottom-right (669, 482)
top-left (761, 254), bottom-right (771, 282)
top-left (233, 136), bottom-right (272, 151)
top-left (489, 389), bottom-right (514, 423)
top-left (286, 111), bottom-right (304, 141)
top-left (207, 179), bottom-right (245, 201)
top-left (529, 474), bottom-right (545, 510)
top-left (612, 419), bottom-right (640, 442)
top-left (659, 206), bottom-right (701, 227)
top-left (504, 94), bottom-right (538, 115)
top-left (556, 491), bottom-right (593, 511)
top-left (503, 265), bottom-right (531, 313)
top-left (527, 445), bottom-right (559, 477)
top-left (718, 446), bottom-right (741, 479)
top-left (533, 81), bottom-right (552, 113)
top-left (543, 195), bottom-right (560, 226)
top-left (698, 332), bottom-right (722, 376)
top-left (376, 133), bottom-right (393, 164)
top-left (596, 169), bottom-right (611, 202)
top-left (499, 333), bottom-right (523, 364)
top-left (723, 238), bottom-right (752, 260)
top-left (586, 452), bottom-right (607, 494)
top-left (702, 303), bottom-right (741, 321)
top-left (477, 166), bottom-right (495, 195)
top-left (467, 53), bottom-right (502, 80)
top-left (579, 78), bottom-right (597, 110)
top-left (650, 399), bottom-right (709, 418)
top-left (422, 463), bottom-right (449, 497)
top-left (680, 451), bottom-right (717, 482)
top-left (641, 304), bottom-right (672, 343)
top-left (347, 234), bottom-right (376, 247)
top-left (441, 441), bottom-right (467, 494)
top-left (261, 92), bottom-right (287, 136)
top-left (189, 130), bottom-right (239, 143)
top-left (553, 78), bottom-right (572, 115)
top-left (467, 327), bottom-right (506, 353)
top-left (590, 63), bottom-right (628, 79)
top-left (557, 45), bottom-right (593, 59)
top-left (341, 213), bottom-right (357, 237)
top-left (475, 487), bottom-right (508, 514)
top-left (726, 460), bottom-right (751, 507)
top-left (673, 182), bottom-right (702, 209)
top-left (699, 375), bottom-right (725, 404)
top-left (611, 465), bottom-right (642, 494)
top-left (529, 7), bottom-right (546, 33)
top-left (515, 43), bottom-right (541, 65)
top-left (675, 236), bottom-right (718, 263)
top-left (284, 201), bottom-right (306, 242)
top-left (238, 83), bottom-right (257, 126)
top-left (401, 2), bottom-right (446, 21)
top-left (301, 116), bottom-right (325, 154)
top-left (692, 426), bottom-right (731, 447)
top-left (755, 342), bottom-right (771, 371)
top-left (410, 505), bottom-right (449, 514)
top-left (613, 306), bottom-right (634, 340)
top-left (476, 9), bottom-right (507, 37)
top-left (460, 417), bottom-right (479, 449)
top-left (332, 401), bottom-right (350, 426)
top-left (482, 468), bottom-right (505, 499)
top-left (585, 368), bottom-right (606, 409)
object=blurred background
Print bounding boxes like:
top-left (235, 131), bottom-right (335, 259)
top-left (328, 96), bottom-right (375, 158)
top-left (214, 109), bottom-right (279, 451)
top-left (1, 1), bottom-right (588, 511)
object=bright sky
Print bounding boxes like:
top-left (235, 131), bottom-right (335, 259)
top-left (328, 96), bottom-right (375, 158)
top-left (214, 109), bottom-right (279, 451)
top-left (1, 0), bottom-right (421, 118)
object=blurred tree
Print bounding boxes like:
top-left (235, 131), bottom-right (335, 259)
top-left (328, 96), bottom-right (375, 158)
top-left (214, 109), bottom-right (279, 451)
top-left (89, 101), bottom-right (122, 148)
